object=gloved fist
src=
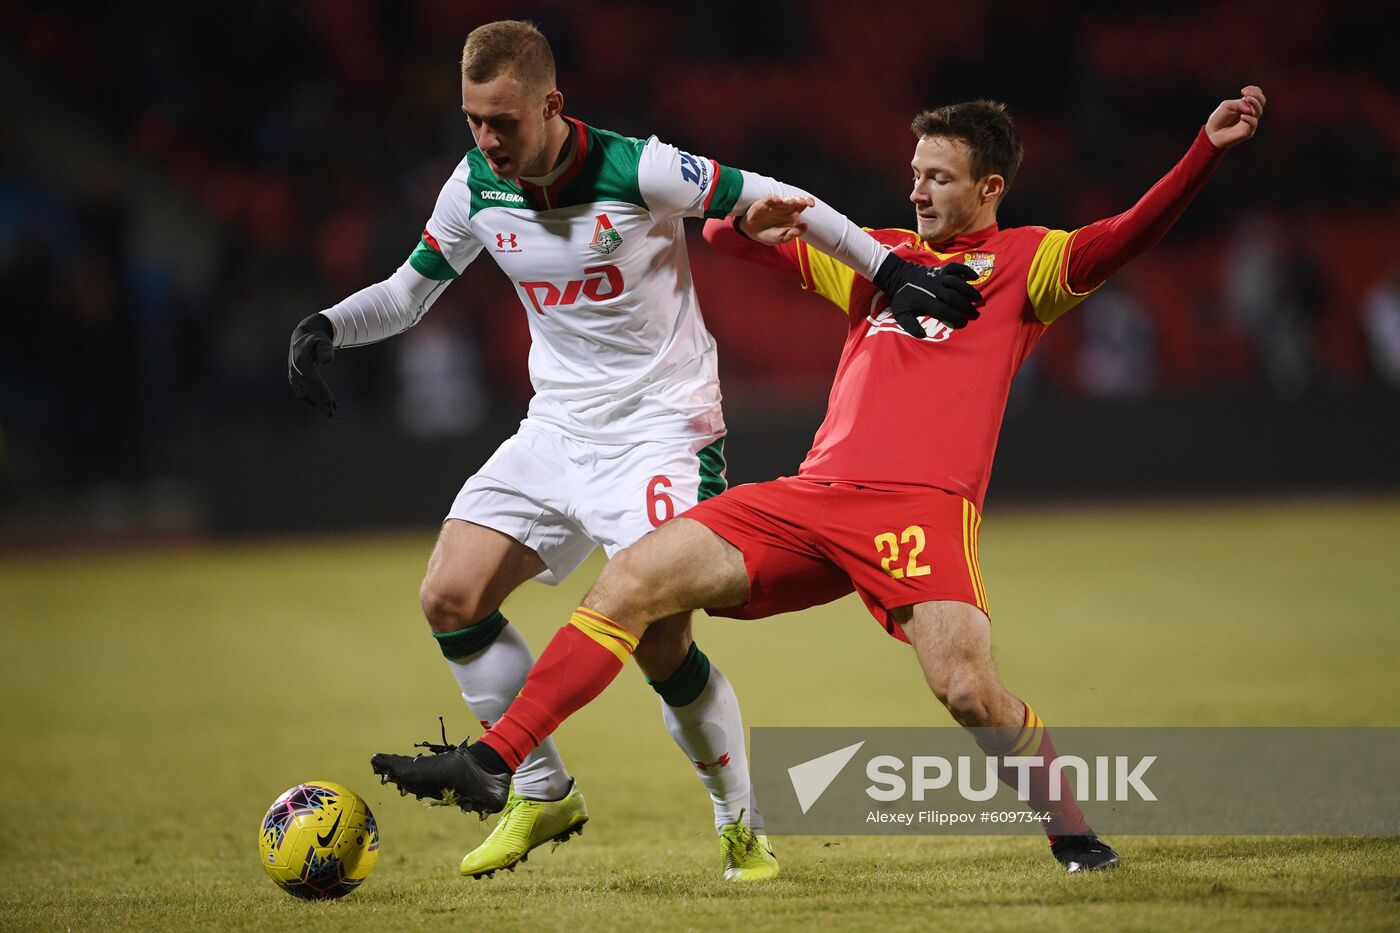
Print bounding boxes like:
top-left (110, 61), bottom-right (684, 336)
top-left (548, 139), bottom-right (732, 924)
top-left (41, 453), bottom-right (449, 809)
top-left (872, 254), bottom-right (982, 339)
top-left (287, 312), bottom-right (337, 417)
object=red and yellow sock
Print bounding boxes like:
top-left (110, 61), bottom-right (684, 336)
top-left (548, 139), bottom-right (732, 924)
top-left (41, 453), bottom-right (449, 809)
top-left (977, 702), bottom-right (1093, 842)
top-left (479, 608), bottom-right (638, 770)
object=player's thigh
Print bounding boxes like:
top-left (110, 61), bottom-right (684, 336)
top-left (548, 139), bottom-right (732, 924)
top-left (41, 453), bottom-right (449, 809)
top-left (894, 599), bottom-right (995, 696)
top-left (445, 425), bottom-right (596, 586)
top-left (586, 517), bottom-right (750, 623)
top-left (686, 477), bottom-right (855, 621)
top-left (897, 599), bottom-right (1022, 731)
top-left (827, 487), bottom-right (990, 639)
top-left (420, 519), bottom-right (548, 628)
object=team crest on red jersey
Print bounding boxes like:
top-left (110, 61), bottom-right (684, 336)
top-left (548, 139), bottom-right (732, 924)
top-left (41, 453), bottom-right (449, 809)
top-left (588, 214), bottom-right (623, 255)
top-left (963, 251), bottom-right (995, 284)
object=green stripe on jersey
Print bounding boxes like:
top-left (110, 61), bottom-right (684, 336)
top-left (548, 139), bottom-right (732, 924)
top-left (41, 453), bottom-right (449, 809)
top-left (408, 235), bottom-right (459, 280)
top-left (465, 127), bottom-right (649, 215)
top-left (557, 126), bottom-right (647, 211)
top-left (466, 149), bottom-right (530, 215)
top-left (697, 437), bottom-right (728, 501)
top-left (704, 165), bottom-right (743, 219)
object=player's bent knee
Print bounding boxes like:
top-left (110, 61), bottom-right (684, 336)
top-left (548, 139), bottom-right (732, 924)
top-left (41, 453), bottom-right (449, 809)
top-left (937, 669), bottom-right (998, 727)
top-left (587, 548), bottom-right (657, 620)
top-left (419, 579), bottom-right (493, 634)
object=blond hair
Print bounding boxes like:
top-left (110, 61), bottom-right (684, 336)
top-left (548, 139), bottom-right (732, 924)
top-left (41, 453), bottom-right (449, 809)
top-left (461, 20), bottom-right (556, 91)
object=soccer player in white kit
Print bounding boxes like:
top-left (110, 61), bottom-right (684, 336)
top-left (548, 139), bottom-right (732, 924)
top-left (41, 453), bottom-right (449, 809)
top-left (288, 20), bottom-right (981, 881)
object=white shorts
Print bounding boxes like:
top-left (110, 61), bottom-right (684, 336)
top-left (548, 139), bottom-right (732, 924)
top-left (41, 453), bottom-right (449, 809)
top-left (447, 421), bottom-right (729, 585)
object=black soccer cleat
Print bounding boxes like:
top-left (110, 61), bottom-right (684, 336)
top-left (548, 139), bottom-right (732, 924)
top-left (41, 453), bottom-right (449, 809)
top-left (370, 726), bottom-right (510, 817)
top-left (1051, 834), bottom-right (1120, 873)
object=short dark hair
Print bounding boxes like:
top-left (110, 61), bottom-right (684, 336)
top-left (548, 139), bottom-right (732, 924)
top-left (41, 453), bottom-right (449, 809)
top-left (911, 101), bottom-right (1023, 194)
top-left (461, 20), bottom-right (556, 91)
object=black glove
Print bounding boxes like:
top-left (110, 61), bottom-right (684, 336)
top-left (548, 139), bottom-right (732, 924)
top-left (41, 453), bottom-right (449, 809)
top-left (872, 253), bottom-right (982, 338)
top-left (287, 312), bottom-right (337, 417)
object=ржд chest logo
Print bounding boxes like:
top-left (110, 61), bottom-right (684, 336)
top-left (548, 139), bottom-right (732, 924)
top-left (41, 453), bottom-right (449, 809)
top-left (520, 265), bottom-right (624, 315)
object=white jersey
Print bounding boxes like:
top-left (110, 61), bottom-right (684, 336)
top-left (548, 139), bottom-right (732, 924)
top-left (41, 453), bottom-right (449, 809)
top-left (321, 117), bottom-right (885, 444)
top-left (409, 118), bottom-right (746, 442)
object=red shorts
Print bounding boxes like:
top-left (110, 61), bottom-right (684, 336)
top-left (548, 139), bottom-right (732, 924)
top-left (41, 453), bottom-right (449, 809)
top-left (685, 476), bottom-right (989, 640)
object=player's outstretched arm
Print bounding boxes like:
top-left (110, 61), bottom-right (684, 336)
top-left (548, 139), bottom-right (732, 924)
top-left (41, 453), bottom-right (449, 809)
top-left (700, 210), bottom-right (810, 283)
top-left (640, 140), bottom-right (982, 335)
top-left (733, 188), bottom-right (983, 335)
top-left (1062, 86), bottom-right (1265, 294)
top-left (286, 264), bottom-right (451, 417)
top-left (702, 196), bottom-right (983, 338)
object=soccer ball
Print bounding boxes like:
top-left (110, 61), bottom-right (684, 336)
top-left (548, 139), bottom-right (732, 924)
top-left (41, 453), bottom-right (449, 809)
top-left (258, 781), bottom-right (379, 899)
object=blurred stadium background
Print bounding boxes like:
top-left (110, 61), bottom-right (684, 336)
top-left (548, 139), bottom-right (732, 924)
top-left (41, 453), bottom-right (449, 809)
top-left (2, 0), bottom-right (1398, 544)
top-left (5, 3), bottom-right (1400, 927)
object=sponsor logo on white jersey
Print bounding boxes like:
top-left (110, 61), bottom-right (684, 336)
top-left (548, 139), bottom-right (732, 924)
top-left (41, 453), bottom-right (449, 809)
top-left (678, 152), bottom-right (711, 191)
top-left (519, 265), bottom-right (624, 315)
top-left (481, 189), bottom-right (526, 204)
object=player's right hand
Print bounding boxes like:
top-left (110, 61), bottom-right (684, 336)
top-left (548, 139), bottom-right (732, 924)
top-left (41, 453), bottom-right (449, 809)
top-left (288, 312), bottom-right (337, 417)
top-left (873, 254), bottom-right (982, 338)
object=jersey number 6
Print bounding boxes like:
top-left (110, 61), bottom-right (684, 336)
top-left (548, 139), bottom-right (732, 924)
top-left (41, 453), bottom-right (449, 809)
top-left (647, 475), bottom-right (676, 528)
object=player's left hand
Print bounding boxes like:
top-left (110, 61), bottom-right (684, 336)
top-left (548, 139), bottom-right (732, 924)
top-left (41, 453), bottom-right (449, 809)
top-left (738, 195), bottom-right (815, 245)
top-left (1205, 86), bottom-right (1265, 150)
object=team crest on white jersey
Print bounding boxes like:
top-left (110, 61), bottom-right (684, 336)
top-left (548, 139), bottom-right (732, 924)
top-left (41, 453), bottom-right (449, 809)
top-left (589, 214), bottom-right (623, 255)
top-left (963, 251), bottom-right (995, 284)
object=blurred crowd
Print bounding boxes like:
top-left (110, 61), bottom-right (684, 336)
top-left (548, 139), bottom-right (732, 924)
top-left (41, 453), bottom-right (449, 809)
top-left (2, 0), bottom-right (1398, 500)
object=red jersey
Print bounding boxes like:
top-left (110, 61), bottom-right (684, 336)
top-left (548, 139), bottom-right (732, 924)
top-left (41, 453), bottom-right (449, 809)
top-left (703, 129), bottom-right (1224, 509)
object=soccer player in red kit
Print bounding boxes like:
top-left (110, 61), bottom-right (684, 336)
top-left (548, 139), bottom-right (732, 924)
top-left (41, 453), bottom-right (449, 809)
top-left (373, 87), bottom-right (1266, 874)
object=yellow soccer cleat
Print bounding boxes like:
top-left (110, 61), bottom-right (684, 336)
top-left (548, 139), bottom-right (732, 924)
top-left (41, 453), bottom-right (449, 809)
top-left (459, 783), bottom-right (588, 879)
top-left (719, 820), bottom-right (779, 882)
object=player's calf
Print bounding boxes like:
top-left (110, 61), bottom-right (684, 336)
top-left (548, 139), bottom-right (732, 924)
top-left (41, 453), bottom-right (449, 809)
top-left (632, 613), bottom-right (694, 682)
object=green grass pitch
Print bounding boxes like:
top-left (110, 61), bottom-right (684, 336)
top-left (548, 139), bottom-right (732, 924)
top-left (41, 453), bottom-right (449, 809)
top-left (2, 497), bottom-right (1398, 930)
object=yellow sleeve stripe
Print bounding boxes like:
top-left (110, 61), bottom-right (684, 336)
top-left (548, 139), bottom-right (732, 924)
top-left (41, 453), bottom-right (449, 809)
top-left (796, 239), bottom-right (857, 314)
top-left (1026, 228), bottom-right (1101, 324)
top-left (1007, 705), bottom-right (1046, 757)
top-left (569, 608), bottom-right (639, 663)
top-left (961, 498), bottom-right (990, 615)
